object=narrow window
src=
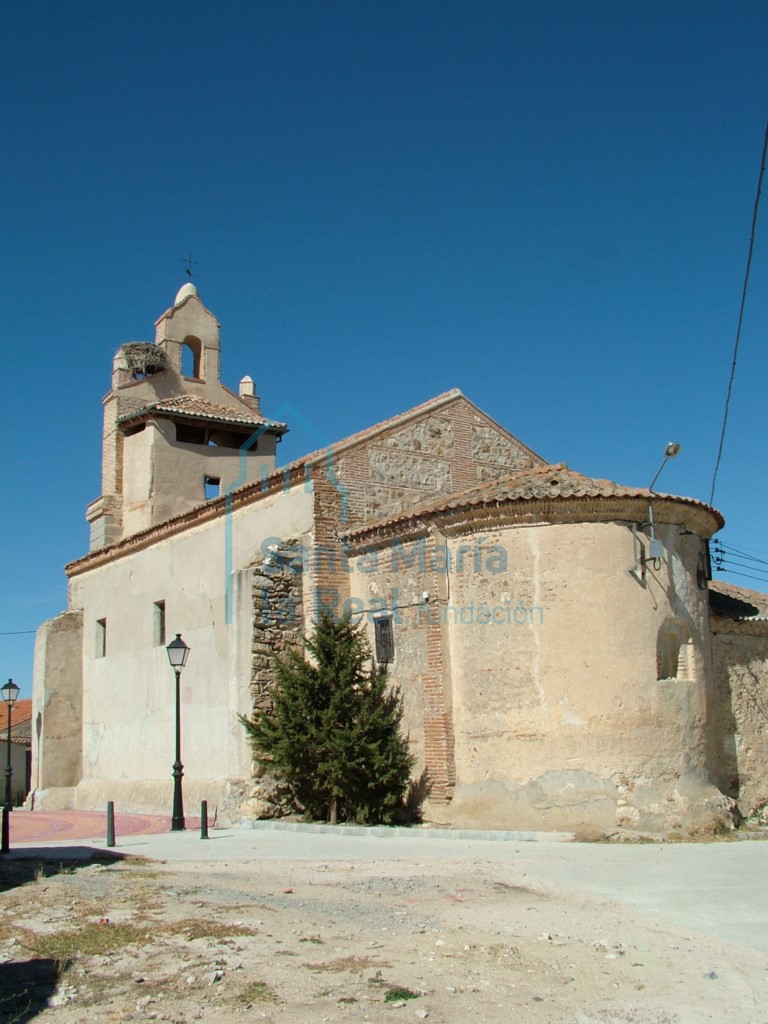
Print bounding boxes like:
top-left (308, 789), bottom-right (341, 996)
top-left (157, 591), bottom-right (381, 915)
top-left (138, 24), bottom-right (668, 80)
top-left (182, 336), bottom-right (202, 378)
top-left (153, 600), bottom-right (166, 646)
top-left (96, 618), bottom-right (107, 658)
top-left (656, 622), bottom-right (694, 680)
top-left (657, 629), bottom-right (680, 679)
top-left (374, 615), bottom-right (394, 665)
top-left (204, 476), bottom-right (221, 500)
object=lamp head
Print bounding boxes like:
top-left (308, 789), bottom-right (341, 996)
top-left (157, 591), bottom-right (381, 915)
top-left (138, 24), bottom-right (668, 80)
top-left (166, 634), bottom-right (190, 670)
top-left (1, 679), bottom-right (20, 705)
top-left (665, 442), bottom-right (681, 458)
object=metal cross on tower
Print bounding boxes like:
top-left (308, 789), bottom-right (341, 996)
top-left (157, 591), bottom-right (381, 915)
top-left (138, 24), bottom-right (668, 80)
top-left (182, 253), bottom-right (198, 279)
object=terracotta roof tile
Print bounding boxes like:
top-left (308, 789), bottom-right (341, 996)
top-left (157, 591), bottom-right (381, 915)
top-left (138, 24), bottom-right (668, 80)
top-left (343, 463), bottom-right (723, 537)
top-left (118, 395), bottom-right (287, 432)
top-left (118, 389), bottom-right (286, 425)
top-left (117, 395), bottom-right (288, 432)
top-left (708, 578), bottom-right (768, 619)
top-left (0, 699), bottom-right (32, 729)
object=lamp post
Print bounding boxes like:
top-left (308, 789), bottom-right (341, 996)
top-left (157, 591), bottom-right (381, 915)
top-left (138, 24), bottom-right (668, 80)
top-left (1, 679), bottom-right (20, 854)
top-left (166, 634), bottom-right (190, 831)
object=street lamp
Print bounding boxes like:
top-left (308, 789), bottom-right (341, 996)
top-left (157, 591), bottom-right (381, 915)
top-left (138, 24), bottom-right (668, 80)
top-left (166, 634), bottom-right (190, 832)
top-left (1, 678), bottom-right (20, 854)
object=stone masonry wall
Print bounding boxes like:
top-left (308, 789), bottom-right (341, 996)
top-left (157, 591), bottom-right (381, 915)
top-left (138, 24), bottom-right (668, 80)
top-left (709, 622), bottom-right (768, 820)
top-left (242, 543), bottom-right (305, 818)
top-left (334, 401), bottom-right (542, 527)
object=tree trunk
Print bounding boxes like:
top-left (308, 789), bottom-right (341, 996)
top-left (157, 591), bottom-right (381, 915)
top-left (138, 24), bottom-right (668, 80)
top-left (329, 796), bottom-right (338, 825)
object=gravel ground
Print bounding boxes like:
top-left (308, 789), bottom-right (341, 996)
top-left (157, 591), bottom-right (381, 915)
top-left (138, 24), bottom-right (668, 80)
top-left (0, 849), bottom-right (766, 1024)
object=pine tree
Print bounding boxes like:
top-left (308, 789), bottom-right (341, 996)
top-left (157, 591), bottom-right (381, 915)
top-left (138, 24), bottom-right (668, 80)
top-left (240, 613), bottom-right (414, 824)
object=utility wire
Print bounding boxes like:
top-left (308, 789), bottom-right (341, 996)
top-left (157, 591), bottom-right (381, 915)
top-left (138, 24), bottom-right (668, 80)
top-left (712, 541), bottom-right (768, 567)
top-left (713, 567), bottom-right (768, 585)
top-left (719, 541), bottom-right (768, 557)
top-left (716, 558), bottom-right (768, 575)
top-left (714, 547), bottom-right (768, 568)
top-left (710, 120), bottom-right (768, 506)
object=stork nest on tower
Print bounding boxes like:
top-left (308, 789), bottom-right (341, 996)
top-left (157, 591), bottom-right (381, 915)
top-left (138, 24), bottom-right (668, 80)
top-left (119, 342), bottom-right (169, 377)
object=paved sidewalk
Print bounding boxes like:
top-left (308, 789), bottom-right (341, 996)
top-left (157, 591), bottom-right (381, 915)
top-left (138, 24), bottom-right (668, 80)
top-left (6, 808), bottom-right (199, 844)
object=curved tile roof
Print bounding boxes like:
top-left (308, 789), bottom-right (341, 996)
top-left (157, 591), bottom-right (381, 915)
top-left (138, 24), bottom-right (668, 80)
top-left (343, 463), bottom-right (724, 538)
top-left (709, 578), bottom-right (768, 620)
top-left (118, 394), bottom-right (287, 432)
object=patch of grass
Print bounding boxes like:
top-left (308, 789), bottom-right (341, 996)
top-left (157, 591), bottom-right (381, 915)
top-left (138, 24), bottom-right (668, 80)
top-left (17, 921), bottom-right (150, 968)
top-left (665, 826), bottom-right (738, 843)
top-left (571, 828), bottom-right (614, 843)
top-left (235, 980), bottom-right (279, 1005)
top-left (312, 955), bottom-right (385, 974)
top-left (161, 918), bottom-right (256, 941)
top-left (299, 934), bottom-right (323, 944)
top-left (384, 986), bottom-right (419, 1002)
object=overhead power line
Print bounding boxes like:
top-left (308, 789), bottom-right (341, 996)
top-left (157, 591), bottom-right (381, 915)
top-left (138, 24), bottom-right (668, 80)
top-left (710, 120), bottom-right (768, 506)
top-left (711, 539), bottom-right (768, 584)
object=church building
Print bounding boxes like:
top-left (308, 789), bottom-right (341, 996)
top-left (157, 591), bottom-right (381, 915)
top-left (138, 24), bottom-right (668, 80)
top-left (31, 285), bottom-right (768, 833)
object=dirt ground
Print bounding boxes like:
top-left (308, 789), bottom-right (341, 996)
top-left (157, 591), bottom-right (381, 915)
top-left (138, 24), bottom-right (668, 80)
top-left (0, 851), bottom-right (765, 1024)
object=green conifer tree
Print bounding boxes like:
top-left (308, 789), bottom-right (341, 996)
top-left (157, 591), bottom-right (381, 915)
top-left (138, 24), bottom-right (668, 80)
top-left (240, 613), bottom-right (414, 824)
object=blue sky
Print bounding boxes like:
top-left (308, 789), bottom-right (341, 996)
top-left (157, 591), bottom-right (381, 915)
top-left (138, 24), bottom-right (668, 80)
top-left (2, 2), bottom-right (767, 695)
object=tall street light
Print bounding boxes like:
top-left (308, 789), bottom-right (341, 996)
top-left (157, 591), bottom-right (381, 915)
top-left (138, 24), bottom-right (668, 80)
top-left (1, 679), bottom-right (20, 854)
top-left (166, 634), bottom-right (190, 832)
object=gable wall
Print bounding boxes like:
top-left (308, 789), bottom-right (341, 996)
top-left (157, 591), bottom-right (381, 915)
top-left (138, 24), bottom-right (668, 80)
top-left (308, 397), bottom-right (542, 622)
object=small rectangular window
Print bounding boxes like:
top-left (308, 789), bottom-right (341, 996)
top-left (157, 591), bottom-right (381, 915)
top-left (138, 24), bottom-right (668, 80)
top-left (96, 618), bottom-right (107, 658)
top-left (153, 600), bottom-right (166, 646)
top-left (204, 476), bottom-right (221, 500)
top-left (374, 615), bottom-right (394, 665)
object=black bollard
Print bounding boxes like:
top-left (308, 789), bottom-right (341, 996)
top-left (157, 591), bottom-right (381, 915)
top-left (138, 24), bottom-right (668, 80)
top-left (106, 801), bottom-right (115, 847)
top-left (200, 800), bottom-right (209, 839)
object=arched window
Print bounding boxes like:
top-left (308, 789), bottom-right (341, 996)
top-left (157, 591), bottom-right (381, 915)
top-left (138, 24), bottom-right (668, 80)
top-left (182, 336), bottom-right (202, 379)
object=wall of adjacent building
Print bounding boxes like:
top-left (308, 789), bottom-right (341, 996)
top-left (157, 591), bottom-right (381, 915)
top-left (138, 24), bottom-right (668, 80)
top-left (709, 621), bottom-right (768, 821)
top-left (31, 610), bottom-right (84, 806)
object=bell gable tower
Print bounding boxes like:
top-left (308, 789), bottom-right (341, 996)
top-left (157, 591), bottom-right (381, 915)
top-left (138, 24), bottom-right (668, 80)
top-left (86, 284), bottom-right (287, 550)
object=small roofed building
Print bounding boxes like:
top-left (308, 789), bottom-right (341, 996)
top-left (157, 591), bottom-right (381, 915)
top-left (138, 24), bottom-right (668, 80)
top-left (30, 284), bottom-right (767, 834)
top-left (0, 699), bottom-right (32, 807)
top-left (708, 581), bottom-right (768, 824)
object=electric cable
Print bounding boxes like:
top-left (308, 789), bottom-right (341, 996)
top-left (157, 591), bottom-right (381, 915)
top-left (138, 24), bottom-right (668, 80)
top-left (710, 120), bottom-right (768, 505)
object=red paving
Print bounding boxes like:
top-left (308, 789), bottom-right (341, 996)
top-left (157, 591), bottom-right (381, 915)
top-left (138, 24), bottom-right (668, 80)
top-left (8, 809), bottom-right (199, 844)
